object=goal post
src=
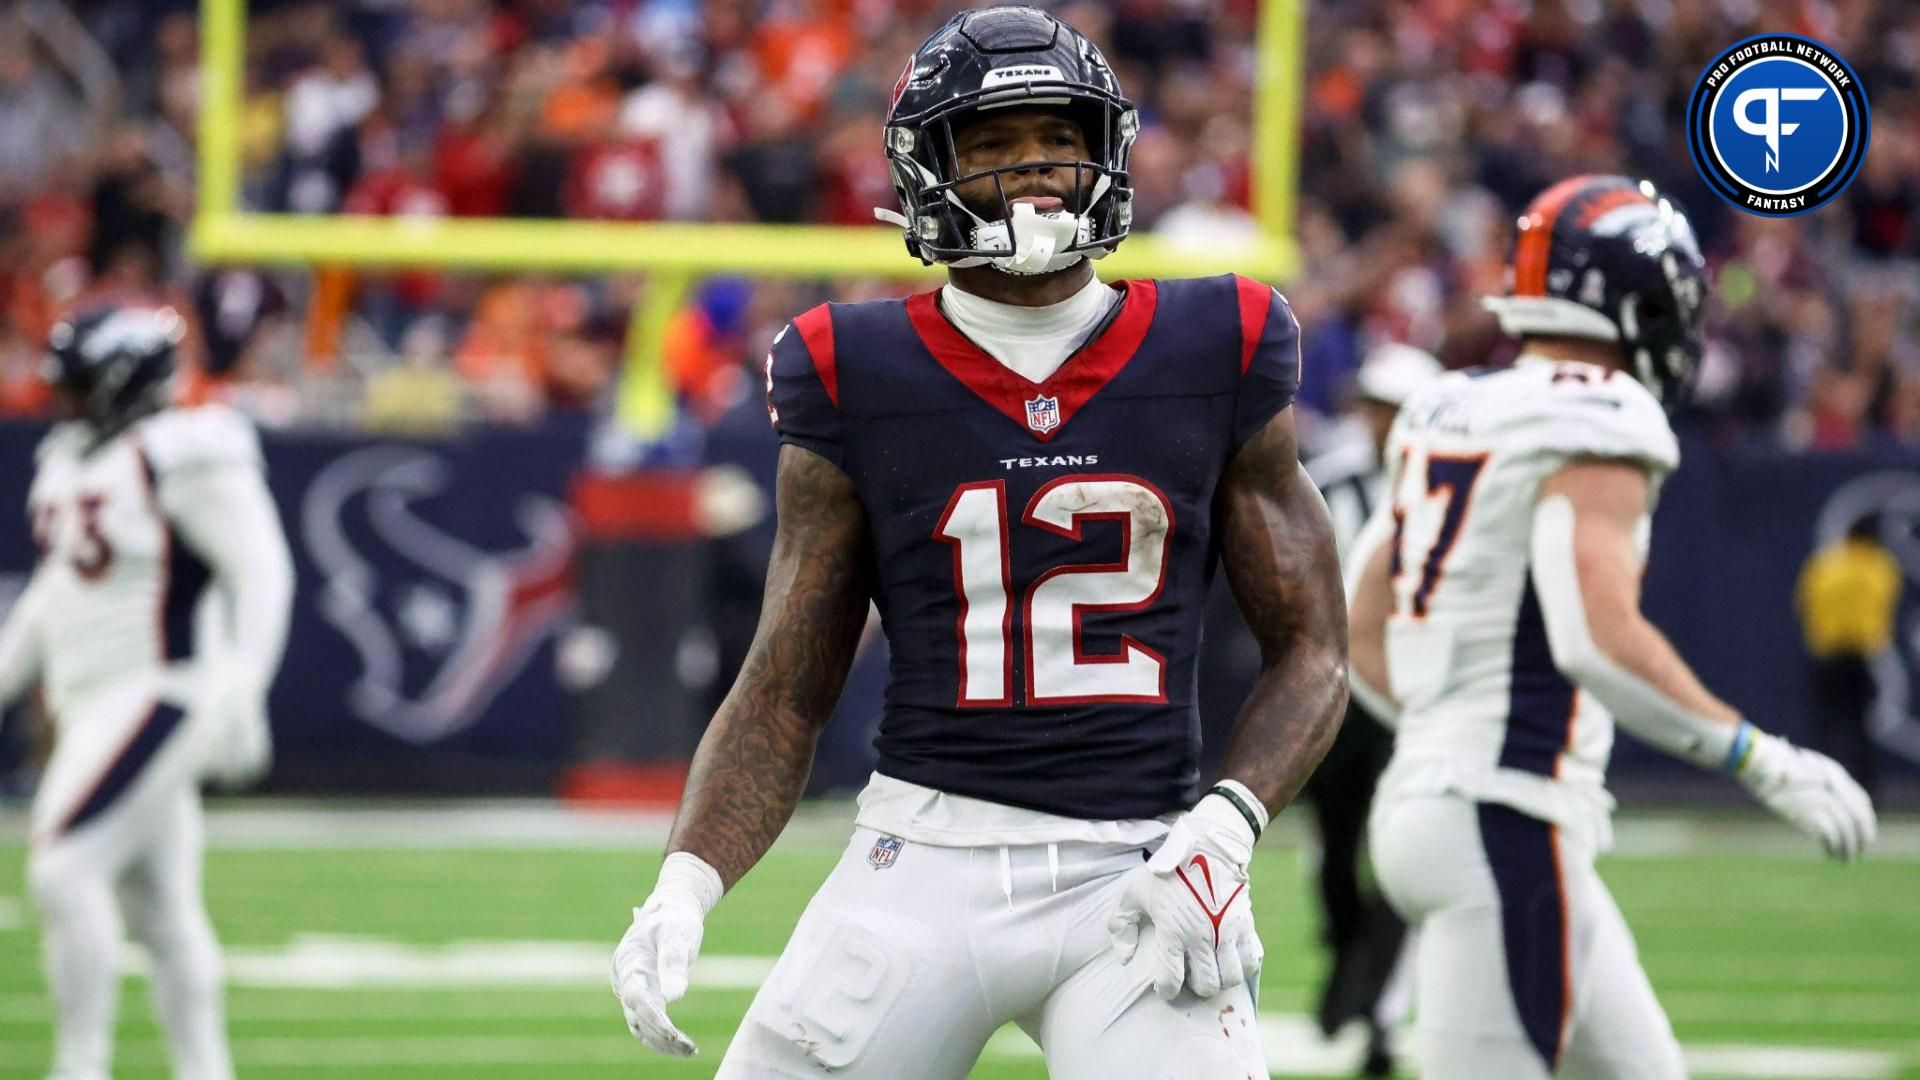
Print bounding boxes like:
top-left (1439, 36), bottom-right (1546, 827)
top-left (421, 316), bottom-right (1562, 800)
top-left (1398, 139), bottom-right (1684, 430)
top-left (188, 0), bottom-right (1305, 433)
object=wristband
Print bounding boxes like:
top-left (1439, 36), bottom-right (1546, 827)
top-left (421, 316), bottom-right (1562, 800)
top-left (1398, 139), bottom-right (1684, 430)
top-left (1721, 721), bottom-right (1756, 776)
top-left (1209, 782), bottom-right (1266, 841)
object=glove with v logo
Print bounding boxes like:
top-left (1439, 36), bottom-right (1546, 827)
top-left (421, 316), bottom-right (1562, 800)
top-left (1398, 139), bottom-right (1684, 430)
top-left (1107, 789), bottom-right (1263, 1001)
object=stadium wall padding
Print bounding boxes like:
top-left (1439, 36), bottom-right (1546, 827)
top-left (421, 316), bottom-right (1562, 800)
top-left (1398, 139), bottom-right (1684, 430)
top-left (0, 422), bottom-right (1914, 798)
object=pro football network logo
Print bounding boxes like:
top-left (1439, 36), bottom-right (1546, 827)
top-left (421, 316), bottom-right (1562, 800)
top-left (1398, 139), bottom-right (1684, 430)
top-left (1024, 394), bottom-right (1060, 434)
top-left (1686, 34), bottom-right (1869, 217)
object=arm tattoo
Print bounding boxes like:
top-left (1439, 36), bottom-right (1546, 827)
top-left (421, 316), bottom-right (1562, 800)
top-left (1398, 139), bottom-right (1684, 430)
top-left (1213, 410), bottom-right (1351, 813)
top-left (667, 445), bottom-right (872, 889)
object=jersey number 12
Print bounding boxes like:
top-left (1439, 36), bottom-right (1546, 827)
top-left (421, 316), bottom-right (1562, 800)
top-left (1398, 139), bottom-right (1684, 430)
top-left (936, 475), bottom-right (1172, 707)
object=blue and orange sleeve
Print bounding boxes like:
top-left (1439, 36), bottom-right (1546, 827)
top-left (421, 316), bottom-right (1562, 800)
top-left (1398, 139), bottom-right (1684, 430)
top-left (765, 303), bottom-right (845, 468)
top-left (1229, 276), bottom-right (1302, 451)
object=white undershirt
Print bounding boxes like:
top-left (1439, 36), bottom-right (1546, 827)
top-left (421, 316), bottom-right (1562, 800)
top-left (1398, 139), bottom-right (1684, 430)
top-left (939, 275), bottom-right (1120, 383)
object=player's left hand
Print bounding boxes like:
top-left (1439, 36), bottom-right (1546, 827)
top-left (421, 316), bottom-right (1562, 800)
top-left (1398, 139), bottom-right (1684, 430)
top-left (1108, 791), bottom-right (1263, 1001)
top-left (612, 852), bottom-right (724, 1057)
top-left (1738, 727), bottom-right (1877, 861)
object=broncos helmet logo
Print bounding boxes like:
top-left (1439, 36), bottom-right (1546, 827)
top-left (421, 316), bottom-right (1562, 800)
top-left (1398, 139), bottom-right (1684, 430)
top-left (302, 447), bottom-right (575, 744)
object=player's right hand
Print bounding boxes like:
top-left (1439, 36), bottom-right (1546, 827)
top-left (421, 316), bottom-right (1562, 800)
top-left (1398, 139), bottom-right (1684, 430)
top-left (611, 852), bottom-right (724, 1056)
top-left (1108, 792), bottom-right (1263, 1001)
top-left (197, 662), bottom-right (274, 789)
top-left (1737, 727), bottom-right (1877, 861)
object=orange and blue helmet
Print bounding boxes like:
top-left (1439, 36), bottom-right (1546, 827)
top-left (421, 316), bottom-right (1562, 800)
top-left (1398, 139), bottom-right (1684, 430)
top-left (1483, 175), bottom-right (1709, 405)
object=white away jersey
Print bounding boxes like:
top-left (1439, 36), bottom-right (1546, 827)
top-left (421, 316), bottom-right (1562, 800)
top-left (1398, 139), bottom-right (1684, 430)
top-left (1376, 357), bottom-right (1677, 800)
top-left (24, 405), bottom-right (261, 715)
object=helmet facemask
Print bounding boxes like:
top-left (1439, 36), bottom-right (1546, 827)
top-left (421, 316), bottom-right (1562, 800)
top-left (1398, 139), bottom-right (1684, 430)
top-left (883, 95), bottom-right (1137, 275)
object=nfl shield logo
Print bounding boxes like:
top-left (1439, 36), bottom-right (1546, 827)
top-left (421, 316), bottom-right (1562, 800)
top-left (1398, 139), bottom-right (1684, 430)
top-left (868, 834), bottom-right (904, 870)
top-left (1024, 395), bottom-right (1060, 434)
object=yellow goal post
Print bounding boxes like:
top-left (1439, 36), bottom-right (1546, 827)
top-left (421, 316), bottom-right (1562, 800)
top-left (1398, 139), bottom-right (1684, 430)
top-left (189, 0), bottom-right (1305, 434)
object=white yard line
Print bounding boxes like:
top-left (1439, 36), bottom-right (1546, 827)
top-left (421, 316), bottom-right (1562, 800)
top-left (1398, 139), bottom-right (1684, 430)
top-left (2, 940), bottom-right (1902, 1078)
top-left (109, 935), bottom-right (777, 991)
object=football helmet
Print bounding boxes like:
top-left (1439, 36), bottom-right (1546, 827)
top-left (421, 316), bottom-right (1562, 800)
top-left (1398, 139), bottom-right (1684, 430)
top-left (878, 6), bottom-right (1138, 275)
top-left (44, 305), bottom-right (185, 442)
top-left (1482, 175), bottom-right (1709, 404)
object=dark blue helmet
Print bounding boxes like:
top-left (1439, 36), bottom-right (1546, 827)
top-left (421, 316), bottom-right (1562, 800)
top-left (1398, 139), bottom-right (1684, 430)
top-left (44, 305), bottom-right (185, 440)
top-left (880, 6), bottom-right (1138, 272)
top-left (1482, 175), bottom-right (1710, 405)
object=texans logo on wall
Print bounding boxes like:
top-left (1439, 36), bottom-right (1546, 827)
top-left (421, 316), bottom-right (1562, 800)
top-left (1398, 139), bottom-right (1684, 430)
top-left (294, 442), bottom-right (578, 746)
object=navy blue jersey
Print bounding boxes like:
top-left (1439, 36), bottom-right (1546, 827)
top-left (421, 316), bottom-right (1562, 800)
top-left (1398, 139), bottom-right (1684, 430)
top-left (767, 275), bottom-right (1300, 820)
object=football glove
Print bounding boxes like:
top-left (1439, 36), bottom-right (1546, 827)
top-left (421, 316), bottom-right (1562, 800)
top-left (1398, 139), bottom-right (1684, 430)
top-left (1108, 785), bottom-right (1265, 1001)
top-left (612, 852), bottom-right (723, 1056)
top-left (198, 662), bottom-right (273, 789)
top-left (1736, 725), bottom-right (1877, 861)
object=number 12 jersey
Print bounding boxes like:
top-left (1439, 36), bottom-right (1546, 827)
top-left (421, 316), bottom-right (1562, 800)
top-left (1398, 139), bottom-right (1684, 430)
top-left (767, 276), bottom-right (1300, 821)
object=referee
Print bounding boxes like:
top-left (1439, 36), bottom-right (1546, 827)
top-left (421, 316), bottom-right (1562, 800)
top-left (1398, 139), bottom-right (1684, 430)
top-left (1795, 515), bottom-right (1903, 798)
top-left (1303, 343), bottom-right (1441, 1076)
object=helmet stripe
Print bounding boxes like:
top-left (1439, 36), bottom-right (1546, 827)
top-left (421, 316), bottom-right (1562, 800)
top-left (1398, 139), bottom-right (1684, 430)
top-left (1512, 176), bottom-right (1594, 297)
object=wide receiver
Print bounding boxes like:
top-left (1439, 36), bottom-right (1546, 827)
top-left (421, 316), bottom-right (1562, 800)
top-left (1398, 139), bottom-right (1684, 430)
top-left (612, 8), bottom-right (1348, 1077)
top-left (0, 306), bottom-right (294, 1080)
top-left (1347, 175), bottom-right (1877, 1079)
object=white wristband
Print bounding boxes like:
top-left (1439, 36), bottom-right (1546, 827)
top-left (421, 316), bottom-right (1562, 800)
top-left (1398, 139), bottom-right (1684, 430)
top-left (655, 851), bottom-right (724, 917)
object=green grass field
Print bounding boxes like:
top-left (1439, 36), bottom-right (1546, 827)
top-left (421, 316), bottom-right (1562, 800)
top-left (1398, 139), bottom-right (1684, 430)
top-left (0, 805), bottom-right (1916, 1078)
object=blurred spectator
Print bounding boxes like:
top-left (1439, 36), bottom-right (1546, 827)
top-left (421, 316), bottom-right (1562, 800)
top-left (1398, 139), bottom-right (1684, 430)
top-left (0, 0), bottom-right (1914, 438)
top-left (456, 279), bottom-right (614, 421)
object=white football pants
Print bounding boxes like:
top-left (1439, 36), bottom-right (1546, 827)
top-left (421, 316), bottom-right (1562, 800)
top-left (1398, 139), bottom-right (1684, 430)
top-left (715, 827), bottom-right (1268, 1079)
top-left (26, 676), bottom-right (233, 1080)
top-left (1369, 792), bottom-right (1684, 1080)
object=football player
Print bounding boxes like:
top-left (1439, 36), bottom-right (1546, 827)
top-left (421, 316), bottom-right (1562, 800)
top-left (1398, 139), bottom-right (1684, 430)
top-left (1347, 175), bottom-right (1878, 1079)
top-left (0, 306), bottom-right (294, 1080)
top-left (612, 8), bottom-right (1349, 1077)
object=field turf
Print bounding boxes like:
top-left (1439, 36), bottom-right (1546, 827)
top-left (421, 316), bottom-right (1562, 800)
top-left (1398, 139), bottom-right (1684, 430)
top-left (0, 804), bottom-right (1915, 1078)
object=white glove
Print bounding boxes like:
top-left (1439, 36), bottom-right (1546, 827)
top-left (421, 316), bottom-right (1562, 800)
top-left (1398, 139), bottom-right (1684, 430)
top-left (1737, 725), bottom-right (1877, 861)
top-left (612, 852), bottom-right (723, 1056)
top-left (1108, 785), bottom-right (1265, 1001)
top-left (198, 664), bottom-right (273, 789)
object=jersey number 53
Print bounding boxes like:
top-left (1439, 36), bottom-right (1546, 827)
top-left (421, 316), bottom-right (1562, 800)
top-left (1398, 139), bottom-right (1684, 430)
top-left (935, 474), bottom-right (1171, 707)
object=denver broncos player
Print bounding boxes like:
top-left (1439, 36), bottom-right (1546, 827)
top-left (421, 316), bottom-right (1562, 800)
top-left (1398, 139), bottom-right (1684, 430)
top-left (611, 7), bottom-right (1348, 1076)
top-left (1347, 176), bottom-right (1877, 1079)
top-left (0, 306), bottom-right (294, 1080)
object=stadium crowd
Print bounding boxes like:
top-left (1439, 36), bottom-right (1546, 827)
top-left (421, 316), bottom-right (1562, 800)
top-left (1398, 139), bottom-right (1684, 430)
top-left (0, 0), bottom-right (1917, 448)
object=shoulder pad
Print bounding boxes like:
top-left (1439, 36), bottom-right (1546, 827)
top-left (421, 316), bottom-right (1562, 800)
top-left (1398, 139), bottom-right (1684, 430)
top-left (1485, 363), bottom-right (1678, 474)
top-left (138, 405), bottom-right (263, 475)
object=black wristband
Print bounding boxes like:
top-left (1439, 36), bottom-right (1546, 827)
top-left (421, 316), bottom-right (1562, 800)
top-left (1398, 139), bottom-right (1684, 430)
top-left (1209, 784), bottom-right (1263, 841)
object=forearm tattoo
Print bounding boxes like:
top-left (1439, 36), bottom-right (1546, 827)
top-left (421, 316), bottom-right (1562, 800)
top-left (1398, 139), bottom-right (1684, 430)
top-left (667, 445), bottom-right (872, 889)
top-left (1214, 411), bottom-right (1351, 813)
